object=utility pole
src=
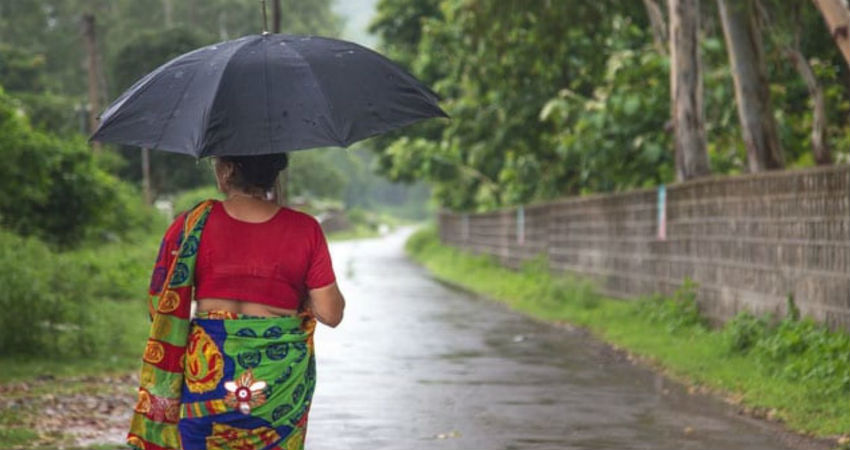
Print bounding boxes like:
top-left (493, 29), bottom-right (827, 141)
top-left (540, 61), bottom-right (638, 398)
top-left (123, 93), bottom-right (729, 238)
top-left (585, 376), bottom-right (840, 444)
top-left (142, 148), bottom-right (152, 204)
top-left (82, 13), bottom-right (102, 152)
top-left (271, 0), bottom-right (290, 207)
top-left (272, 0), bottom-right (281, 34)
top-left (162, 0), bottom-right (173, 27)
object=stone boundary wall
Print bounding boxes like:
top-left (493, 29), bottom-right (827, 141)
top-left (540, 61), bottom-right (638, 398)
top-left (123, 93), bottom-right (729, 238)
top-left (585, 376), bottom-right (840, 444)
top-left (438, 166), bottom-right (850, 330)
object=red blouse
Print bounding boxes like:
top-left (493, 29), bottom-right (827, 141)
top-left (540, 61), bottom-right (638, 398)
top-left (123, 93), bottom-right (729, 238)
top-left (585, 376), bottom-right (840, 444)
top-left (149, 200), bottom-right (336, 310)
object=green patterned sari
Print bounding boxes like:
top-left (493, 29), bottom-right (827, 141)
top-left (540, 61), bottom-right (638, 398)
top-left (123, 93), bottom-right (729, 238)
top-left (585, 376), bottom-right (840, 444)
top-left (128, 200), bottom-right (317, 450)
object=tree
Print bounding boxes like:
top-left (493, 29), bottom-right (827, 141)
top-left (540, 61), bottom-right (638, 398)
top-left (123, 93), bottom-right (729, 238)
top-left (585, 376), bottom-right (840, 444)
top-left (272, 0), bottom-right (281, 33)
top-left (369, 0), bottom-right (443, 71)
top-left (810, 0), bottom-right (850, 65)
top-left (759, 0), bottom-right (834, 165)
top-left (642, 0), bottom-right (668, 55)
top-left (111, 28), bottom-right (211, 197)
top-left (717, 0), bottom-right (784, 171)
top-left (669, 0), bottom-right (711, 180)
top-left (0, 86), bottom-right (151, 247)
top-left (82, 13), bottom-right (102, 152)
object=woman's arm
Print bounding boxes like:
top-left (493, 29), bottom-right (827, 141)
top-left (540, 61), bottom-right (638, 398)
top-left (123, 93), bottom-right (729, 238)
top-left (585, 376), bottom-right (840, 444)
top-left (304, 216), bottom-right (343, 327)
top-left (306, 282), bottom-right (345, 327)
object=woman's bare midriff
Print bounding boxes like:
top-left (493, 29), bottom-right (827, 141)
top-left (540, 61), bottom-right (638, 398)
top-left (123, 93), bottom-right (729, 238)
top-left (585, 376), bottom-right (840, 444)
top-left (196, 298), bottom-right (299, 317)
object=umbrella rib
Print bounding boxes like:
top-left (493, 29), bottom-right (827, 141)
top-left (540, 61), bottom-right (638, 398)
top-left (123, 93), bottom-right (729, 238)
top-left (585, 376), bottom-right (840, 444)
top-left (150, 65), bottom-right (203, 154)
top-left (198, 38), bottom-right (257, 157)
top-left (292, 48), bottom-right (345, 146)
top-left (92, 64), bottom-right (170, 140)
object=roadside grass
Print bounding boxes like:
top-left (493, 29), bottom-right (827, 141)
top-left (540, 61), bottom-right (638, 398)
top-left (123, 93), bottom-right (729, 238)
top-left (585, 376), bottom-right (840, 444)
top-left (405, 227), bottom-right (850, 440)
top-left (0, 428), bottom-right (39, 449)
top-left (0, 233), bottom-right (155, 448)
top-left (0, 298), bottom-right (147, 449)
top-left (0, 298), bottom-right (149, 383)
top-left (0, 229), bottom-right (158, 367)
top-left (327, 224), bottom-right (380, 242)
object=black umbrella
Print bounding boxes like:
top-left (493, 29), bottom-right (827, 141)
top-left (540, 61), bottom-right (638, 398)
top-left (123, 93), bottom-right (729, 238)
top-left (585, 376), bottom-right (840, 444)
top-left (91, 34), bottom-right (447, 156)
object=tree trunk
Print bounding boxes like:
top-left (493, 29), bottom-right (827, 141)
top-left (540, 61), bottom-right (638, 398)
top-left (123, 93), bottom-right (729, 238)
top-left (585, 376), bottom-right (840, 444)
top-left (669, 0), bottom-right (711, 181)
top-left (162, 0), bottom-right (173, 27)
top-left (187, 0), bottom-right (197, 26)
top-left (82, 13), bottom-right (101, 152)
top-left (272, 0), bottom-right (287, 204)
top-left (272, 0), bottom-right (282, 33)
top-left (643, 0), bottom-right (668, 55)
top-left (141, 148), bottom-right (153, 204)
top-left (787, 47), bottom-right (832, 165)
top-left (274, 170), bottom-right (289, 207)
top-left (218, 10), bottom-right (229, 40)
top-left (717, 0), bottom-right (784, 172)
top-left (811, 0), bottom-right (850, 66)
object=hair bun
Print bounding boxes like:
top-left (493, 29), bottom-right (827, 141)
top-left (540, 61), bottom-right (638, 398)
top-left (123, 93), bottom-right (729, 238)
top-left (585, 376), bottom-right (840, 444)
top-left (273, 153), bottom-right (289, 171)
top-left (219, 153), bottom-right (289, 192)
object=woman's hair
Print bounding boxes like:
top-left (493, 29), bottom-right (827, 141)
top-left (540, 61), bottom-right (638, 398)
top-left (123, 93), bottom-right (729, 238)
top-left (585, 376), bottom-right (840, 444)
top-left (217, 153), bottom-right (289, 192)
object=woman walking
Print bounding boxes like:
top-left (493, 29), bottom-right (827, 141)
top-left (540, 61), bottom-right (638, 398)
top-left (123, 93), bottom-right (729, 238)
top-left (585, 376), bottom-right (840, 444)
top-left (128, 153), bottom-right (344, 450)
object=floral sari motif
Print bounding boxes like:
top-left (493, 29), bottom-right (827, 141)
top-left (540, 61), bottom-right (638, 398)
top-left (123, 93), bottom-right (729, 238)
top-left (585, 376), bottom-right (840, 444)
top-left (180, 311), bottom-right (316, 450)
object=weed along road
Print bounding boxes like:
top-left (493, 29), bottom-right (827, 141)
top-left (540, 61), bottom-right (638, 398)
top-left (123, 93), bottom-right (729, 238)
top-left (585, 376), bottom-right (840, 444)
top-left (307, 229), bottom-right (811, 450)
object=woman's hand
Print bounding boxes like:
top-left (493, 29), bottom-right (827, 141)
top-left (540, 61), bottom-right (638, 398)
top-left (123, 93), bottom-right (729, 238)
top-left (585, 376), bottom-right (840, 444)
top-left (306, 282), bottom-right (345, 327)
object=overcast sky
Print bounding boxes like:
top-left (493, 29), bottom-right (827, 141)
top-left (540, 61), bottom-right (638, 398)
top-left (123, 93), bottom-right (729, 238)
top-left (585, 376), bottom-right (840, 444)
top-left (333, 0), bottom-right (379, 48)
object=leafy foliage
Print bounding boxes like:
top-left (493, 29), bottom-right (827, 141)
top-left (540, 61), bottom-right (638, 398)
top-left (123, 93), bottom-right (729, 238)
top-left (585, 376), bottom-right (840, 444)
top-left (0, 44), bottom-right (48, 93)
top-left (369, 0), bottom-right (442, 70)
top-left (636, 278), bottom-right (707, 333)
top-left (371, 0), bottom-right (850, 211)
top-left (0, 0), bottom-right (344, 198)
top-left (0, 0), bottom-right (342, 103)
top-left (0, 87), bottom-right (154, 247)
top-left (540, 19), bottom-right (674, 193)
top-left (0, 227), bottom-right (158, 358)
top-left (724, 308), bottom-right (850, 396)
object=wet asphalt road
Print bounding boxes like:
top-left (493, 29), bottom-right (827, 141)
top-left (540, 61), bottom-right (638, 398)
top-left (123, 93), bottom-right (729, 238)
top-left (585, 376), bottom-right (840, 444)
top-left (306, 229), bottom-right (802, 450)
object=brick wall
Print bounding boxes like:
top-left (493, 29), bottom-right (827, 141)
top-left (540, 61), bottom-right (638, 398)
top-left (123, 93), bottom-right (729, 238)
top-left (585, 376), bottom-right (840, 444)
top-left (438, 166), bottom-right (850, 330)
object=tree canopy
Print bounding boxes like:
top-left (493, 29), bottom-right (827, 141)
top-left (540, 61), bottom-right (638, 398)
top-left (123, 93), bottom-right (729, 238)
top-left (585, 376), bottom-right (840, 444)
top-left (370, 0), bottom-right (850, 211)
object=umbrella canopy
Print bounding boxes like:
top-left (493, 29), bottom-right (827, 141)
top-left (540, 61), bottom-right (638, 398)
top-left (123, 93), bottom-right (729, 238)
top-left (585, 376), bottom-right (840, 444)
top-left (91, 34), bottom-right (447, 157)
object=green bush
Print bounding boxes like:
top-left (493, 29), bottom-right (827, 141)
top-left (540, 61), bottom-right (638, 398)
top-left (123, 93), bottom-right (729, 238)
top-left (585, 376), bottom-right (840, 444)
top-left (636, 278), bottom-right (706, 333)
top-left (62, 233), bottom-right (161, 302)
top-left (0, 228), bottom-right (158, 357)
top-left (723, 312), bottom-right (769, 353)
top-left (404, 225), bottom-right (437, 255)
top-left (0, 87), bottom-right (157, 248)
top-left (721, 297), bottom-right (850, 395)
top-left (752, 317), bottom-right (850, 395)
top-left (11, 91), bottom-right (79, 135)
top-left (0, 230), bottom-right (93, 355)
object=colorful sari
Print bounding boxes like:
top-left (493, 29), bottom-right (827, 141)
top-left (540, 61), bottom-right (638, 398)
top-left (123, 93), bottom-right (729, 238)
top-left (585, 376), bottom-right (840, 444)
top-left (128, 200), bottom-right (316, 450)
